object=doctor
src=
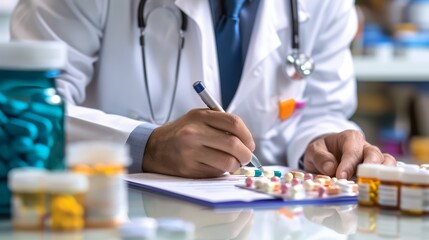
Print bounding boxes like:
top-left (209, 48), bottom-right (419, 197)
top-left (11, 0), bottom-right (395, 179)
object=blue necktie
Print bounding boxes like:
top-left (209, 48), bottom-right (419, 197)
top-left (215, 0), bottom-right (246, 109)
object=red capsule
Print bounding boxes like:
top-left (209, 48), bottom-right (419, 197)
top-left (271, 176), bottom-right (280, 182)
top-left (304, 173), bottom-right (313, 181)
top-left (291, 178), bottom-right (300, 186)
top-left (245, 177), bottom-right (254, 187)
top-left (318, 186), bottom-right (326, 197)
top-left (281, 183), bottom-right (289, 194)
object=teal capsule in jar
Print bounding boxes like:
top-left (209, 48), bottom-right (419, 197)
top-left (0, 41), bottom-right (67, 216)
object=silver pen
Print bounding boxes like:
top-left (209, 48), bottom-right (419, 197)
top-left (192, 81), bottom-right (264, 171)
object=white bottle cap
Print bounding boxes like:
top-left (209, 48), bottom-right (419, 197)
top-left (398, 164), bottom-right (420, 172)
top-left (67, 141), bottom-right (131, 167)
top-left (402, 170), bottom-right (429, 185)
top-left (45, 172), bottom-right (88, 193)
top-left (0, 41), bottom-right (67, 70)
top-left (378, 166), bottom-right (404, 182)
top-left (8, 168), bottom-right (47, 192)
top-left (356, 164), bottom-right (385, 178)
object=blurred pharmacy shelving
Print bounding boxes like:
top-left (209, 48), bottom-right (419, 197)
top-left (0, 0), bottom-right (17, 41)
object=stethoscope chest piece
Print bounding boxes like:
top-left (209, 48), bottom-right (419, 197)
top-left (285, 51), bottom-right (315, 80)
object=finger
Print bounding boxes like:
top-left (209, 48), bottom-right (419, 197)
top-left (196, 146), bottom-right (241, 173)
top-left (188, 162), bottom-right (226, 178)
top-left (362, 144), bottom-right (384, 164)
top-left (304, 138), bottom-right (338, 176)
top-left (199, 110), bottom-right (255, 151)
top-left (198, 126), bottom-right (252, 166)
top-left (336, 136), bottom-right (364, 179)
top-left (382, 153), bottom-right (397, 166)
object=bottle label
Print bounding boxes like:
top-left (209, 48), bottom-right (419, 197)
top-left (401, 186), bottom-right (423, 211)
top-left (358, 183), bottom-right (370, 202)
top-left (379, 184), bottom-right (398, 207)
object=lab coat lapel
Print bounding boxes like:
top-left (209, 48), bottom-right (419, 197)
top-left (229, 0), bottom-right (310, 112)
top-left (175, 0), bottom-right (221, 102)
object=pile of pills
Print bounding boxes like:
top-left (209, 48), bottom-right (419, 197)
top-left (235, 167), bottom-right (358, 200)
top-left (0, 91), bottom-right (63, 172)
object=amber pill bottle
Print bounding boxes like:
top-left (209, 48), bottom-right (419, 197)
top-left (357, 164), bottom-right (384, 207)
top-left (378, 166), bottom-right (404, 210)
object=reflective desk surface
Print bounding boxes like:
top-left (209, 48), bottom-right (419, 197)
top-left (0, 186), bottom-right (428, 240)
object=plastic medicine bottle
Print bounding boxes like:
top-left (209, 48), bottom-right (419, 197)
top-left (400, 170), bottom-right (429, 215)
top-left (357, 164), bottom-right (384, 207)
top-left (67, 142), bottom-right (130, 227)
top-left (378, 166), bottom-right (404, 210)
top-left (0, 41), bottom-right (67, 216)
top-left (45, 172), bottom-right (88, 231)
top-left (8, 168), bottom-right (47, 230)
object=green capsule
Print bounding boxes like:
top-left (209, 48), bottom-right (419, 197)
top-left (29, 102), bottom-right (63, 120)
top-left (0, 109), bottom-right (8, 124)
top-left (21, 111), bottom-right (53, 137)
top-left (274, 170), bottom-right (282, 178)
top-left (5, 118), bottom-right (38, 140)
top-left (11, 137), bottom-right (34, 153)
top-left (254, 169), bottom-right (263, 177)
top-left (26, 143), bottom-right (50, 161)
top-left (1, 99), bottom-right (28, 116)
top-left (0, 127), bottom-right (7, 142)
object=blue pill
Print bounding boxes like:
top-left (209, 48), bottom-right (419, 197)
top-left (21, 112), bottom-right (53, 137)
top-left (26, 144), bottom-right (50, 161)
top-left (30, 160), bottom-right (45, 169)
top-left (5, 118), bottom-right (38, 140)
top-left (0, 127), bottom-right (7, 142)
top-left (1, 99), bottom-right (29, 116)
top-left (0, 109), bottom-right (8, 124)
top-left (11, 137), bottom-right (34, 153)
top-left (29, 102), bottom-right (63, 120)
top-left (8, 158), bottom-right (29, 170)
top-left (39, 135), bottom-right (54, 147)
top-left (0, 144), bottom-right (18, 160)
top-left (0, 93), bottom-right (7, 105)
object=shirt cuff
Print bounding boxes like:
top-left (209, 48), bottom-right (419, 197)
top-left (126, 122), bottom-right (158, 174)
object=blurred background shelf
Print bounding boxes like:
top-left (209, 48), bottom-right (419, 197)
top-left (354, 56), bottom-right (429, 82)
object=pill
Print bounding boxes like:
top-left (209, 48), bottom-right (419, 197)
top-left (0, 109), bottom-right (8, 124)
top-left (318, 186), bottom-right (326, 197)
top-left (274, 170), bottom-right (282, 178)
top-left (245, 177), bottom-right (254, 187)
top-left (11, 137), bottom-right (34, 153)
top-left (1, 100), bottom-right (28, 116)
top-left (291, 178), bottom-right (300, 186)
top-left (254, 169), bottom-right (262, 177)
top-left (303, 179), bottom-right (314, 191)
top-left (21, 112), bottom-right (53, 137)
top-left (280, 183), bottom-right (289, 194)
top-left (284, 172), bottom-right (293, 183)
top-left (0, 144), bottom-right (18, 160)
top-left (5, 118), bottom-right (38, 139)
top-left (290, 185), bottom-right (305, 199)
top-left (327, 185), bottom-right (341, 195)
top-left (29, 102), bottom-right (63, 120)
top-left (316, 175), bottom-right (331, 180)
top-left (304, 173), bottom-right (313, 181)
top-left (26, 144), bottom-right (50, 161)
top-left (264, 170), bottom-right (274, 178)
top-left (0, 127), bottom-right (7, 142)
top-left (0, 93), bottom-right (7, 104)
top-left (291, 171), bottom-right (305, 180)
top-left (271, 176), bottom-right (280, 182)
top-left (262, 182), bottom-right (276, 193)
top-left (39, 135), bottom-right (54, 147)
top-left (8, 158), bottom-right (28, 169)
top-left (254, 179), bottom-right (268, 189)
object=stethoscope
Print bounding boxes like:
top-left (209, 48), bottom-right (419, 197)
top-left (137, 0), bottom-right (314, 125)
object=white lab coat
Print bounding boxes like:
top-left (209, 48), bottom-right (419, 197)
top-left (10, 0), bottom-right (360, 168)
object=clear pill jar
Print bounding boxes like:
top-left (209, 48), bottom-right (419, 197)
top-left (0, 41), bottom-right (67, 216)
top-left (8, 168), bottom-right (46, 230)
top-left (45, 172), bottom-right (88, 231)
top-left (400, 170), bottom-right (429, 215)
top-left (67, 142), bottom-right (130, 227)
top-left (357, 164), bottom-right (384, 207)
top-left (378, 166), bottom-right (404, 210)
